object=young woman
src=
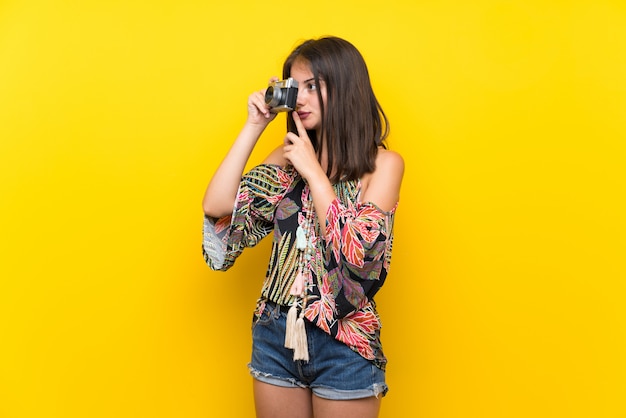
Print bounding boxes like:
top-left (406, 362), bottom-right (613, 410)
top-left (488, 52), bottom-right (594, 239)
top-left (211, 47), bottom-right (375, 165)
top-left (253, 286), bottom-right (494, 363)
top-left (202, 36), bottom-right (404, 418)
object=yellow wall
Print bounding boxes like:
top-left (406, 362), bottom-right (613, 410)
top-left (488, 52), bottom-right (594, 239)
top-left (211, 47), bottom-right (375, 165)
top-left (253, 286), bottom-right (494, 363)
top-left (1, 1), bottom-right (624, 417)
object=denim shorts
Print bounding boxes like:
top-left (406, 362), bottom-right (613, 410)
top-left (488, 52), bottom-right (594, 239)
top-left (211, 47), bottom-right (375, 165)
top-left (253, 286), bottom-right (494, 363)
top-left (248, 301), bottom-right (388, 400)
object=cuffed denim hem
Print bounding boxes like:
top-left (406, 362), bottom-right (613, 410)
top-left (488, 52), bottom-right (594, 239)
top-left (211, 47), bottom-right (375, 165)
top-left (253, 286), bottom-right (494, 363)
top-left (311, 382), bottom-right (389, 400)
top-left (248, 364), bottom-right (388, 400)
top-left (248, 364), bottom-right (308, 389)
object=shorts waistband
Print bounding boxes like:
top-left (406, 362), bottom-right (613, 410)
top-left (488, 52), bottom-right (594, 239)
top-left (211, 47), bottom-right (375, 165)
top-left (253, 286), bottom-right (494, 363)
top-left (264, 300), bottom-right (294, 314)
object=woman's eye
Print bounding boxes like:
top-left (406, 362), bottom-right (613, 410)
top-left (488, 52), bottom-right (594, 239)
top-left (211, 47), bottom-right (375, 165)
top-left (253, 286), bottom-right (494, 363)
top-left (307, 83), bottom-right (317, 91)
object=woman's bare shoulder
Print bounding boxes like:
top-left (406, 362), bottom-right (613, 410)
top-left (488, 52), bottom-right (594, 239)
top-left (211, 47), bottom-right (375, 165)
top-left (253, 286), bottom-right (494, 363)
top-left (262, 145), bottom-right (288, 166)
top-left (360, 149), bottom-right (404, 210)
top-left (376, 148), bottom-right (404, 172)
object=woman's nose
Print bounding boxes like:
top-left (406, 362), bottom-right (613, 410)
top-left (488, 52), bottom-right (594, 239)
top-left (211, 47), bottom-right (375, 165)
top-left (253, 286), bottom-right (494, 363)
top-left (296, 88), bottom-right (307, 106)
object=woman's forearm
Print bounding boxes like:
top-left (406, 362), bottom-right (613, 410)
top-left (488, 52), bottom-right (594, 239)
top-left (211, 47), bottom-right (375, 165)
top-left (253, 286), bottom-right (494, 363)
top-left (202, 122), bottom-right (267, 218)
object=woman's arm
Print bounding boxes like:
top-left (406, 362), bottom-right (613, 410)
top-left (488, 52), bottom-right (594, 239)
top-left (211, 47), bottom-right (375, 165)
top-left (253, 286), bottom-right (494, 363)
top-left (202, 122), bottom-right (265, 218)
top-left (307, 150), bottom-right (404, 236)
top-left (360, 149), bottom-right (405, 211)
top-left (202, 84), bottom-right (278, 218)
top-left (319, 150), bottom-right (404, 317)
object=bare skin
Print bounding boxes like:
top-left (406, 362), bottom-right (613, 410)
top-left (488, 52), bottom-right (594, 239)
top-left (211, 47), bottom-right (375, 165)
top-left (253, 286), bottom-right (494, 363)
top-left (253, 380), bottom-right (381, 418)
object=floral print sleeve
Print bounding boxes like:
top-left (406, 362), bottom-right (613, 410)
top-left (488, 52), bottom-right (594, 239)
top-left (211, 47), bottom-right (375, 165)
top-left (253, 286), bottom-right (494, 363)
top-left (202, 164), bottom-right (294, 271)
top-left (302, 184), bottom-right (397, 369)
top-left (323, 198), bottom-right (397, 318)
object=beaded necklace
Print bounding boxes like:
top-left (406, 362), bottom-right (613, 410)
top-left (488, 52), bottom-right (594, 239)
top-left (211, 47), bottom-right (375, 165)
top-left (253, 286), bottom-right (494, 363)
top-left (284, 182), bottom-right (314, 361)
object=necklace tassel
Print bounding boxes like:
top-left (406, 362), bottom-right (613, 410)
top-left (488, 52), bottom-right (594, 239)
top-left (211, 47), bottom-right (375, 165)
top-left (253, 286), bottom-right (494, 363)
top-left (296, 225), bottom-right (307, 249)
top-left (285, 184), bottom-right (312, 362)
top-left (284, 304), bottom-right (298, 349)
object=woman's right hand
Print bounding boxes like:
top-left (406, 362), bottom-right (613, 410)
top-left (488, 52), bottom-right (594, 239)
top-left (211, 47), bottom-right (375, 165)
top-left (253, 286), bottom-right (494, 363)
top-left (246, 77), bottom-right (279, 126)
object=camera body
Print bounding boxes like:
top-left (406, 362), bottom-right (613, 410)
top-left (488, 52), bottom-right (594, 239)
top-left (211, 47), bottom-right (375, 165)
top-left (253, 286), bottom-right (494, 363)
top-left (265, 78), bottom-right (299, 113)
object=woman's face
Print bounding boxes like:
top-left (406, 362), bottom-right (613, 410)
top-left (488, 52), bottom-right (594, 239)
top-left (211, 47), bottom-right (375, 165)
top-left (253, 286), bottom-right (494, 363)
top-left (290, 60), bottom-right (327, 133)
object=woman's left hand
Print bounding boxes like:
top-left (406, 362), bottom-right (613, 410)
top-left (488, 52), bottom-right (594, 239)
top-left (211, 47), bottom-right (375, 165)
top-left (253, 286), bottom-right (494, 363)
top-left (282, 112), bottom-right (322, 181)
top-left (283, 112), bottom-right (336, 235)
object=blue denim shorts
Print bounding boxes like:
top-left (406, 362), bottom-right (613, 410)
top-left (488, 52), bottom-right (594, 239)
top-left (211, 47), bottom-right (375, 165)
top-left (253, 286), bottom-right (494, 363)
top-left (248, 301), bottom-right (388, 400)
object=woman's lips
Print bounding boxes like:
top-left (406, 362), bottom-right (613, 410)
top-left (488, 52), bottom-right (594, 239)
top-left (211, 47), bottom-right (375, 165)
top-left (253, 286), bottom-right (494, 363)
top-left (297, 112), bottom-right (311, 120)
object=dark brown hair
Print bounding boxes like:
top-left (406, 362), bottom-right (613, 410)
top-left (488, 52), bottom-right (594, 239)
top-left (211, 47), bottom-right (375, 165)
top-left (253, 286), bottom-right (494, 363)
top-left (283, 37), bottom-right (389, 183)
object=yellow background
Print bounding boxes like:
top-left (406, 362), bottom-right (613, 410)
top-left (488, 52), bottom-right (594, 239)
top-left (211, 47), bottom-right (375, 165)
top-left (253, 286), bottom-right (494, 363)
top-left (1, 0), bottom-right (625, 417)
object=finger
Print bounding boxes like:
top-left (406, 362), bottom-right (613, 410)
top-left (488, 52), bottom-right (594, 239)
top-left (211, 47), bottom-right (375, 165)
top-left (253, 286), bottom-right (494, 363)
top-left (284, 132), bottom-right (298, 145)
top-left (251, 92), bottom-right (271, 117)
top-left (292, 112), bottom-right (308, 138)
top-left (250, 91), bottom-right (264, 107)
top-left (259, 101), bottom-right (271, 117)
top-left (282, 143), bottom-right (293, 163)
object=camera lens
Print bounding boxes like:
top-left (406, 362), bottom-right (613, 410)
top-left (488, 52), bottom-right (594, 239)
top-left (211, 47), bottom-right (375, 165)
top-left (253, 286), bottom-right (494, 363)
top-left (264, 87), bottom-right (275, 105)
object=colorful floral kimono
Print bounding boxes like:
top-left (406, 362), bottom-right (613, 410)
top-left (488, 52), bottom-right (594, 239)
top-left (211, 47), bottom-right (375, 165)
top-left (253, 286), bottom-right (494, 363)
top-left (203, 164), bottom-right (397, 370)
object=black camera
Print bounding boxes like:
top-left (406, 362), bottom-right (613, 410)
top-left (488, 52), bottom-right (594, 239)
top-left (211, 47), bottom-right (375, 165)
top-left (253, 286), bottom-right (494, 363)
top-left (265, 78), bottom-right (298, 113)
